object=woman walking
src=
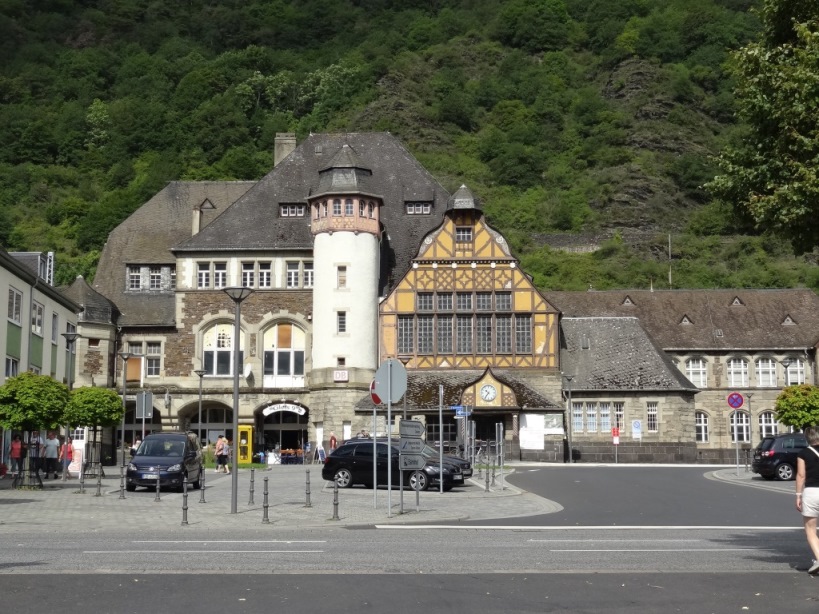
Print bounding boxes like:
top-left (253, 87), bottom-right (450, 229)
top-left (795, 426), bottom-right (819, 575)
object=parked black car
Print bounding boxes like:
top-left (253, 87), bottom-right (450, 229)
top-left (323, 441), bottom-right (459, 491)
top-left (338, 437), bottom-right (473, 484)
top-left (127, 431), bottom-right (203, 492)
top-left (752, 432), bottom-right (808, 480)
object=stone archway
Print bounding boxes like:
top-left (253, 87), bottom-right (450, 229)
top-left (257, 401), bottom-right (310, 452)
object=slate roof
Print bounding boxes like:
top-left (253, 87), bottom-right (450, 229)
top-left (354, 370), bottom-right (561, 411)
top-left (60, 276), bottom-right (117, 324)
top-left (548, 289), bottom-right (819, 351)
top-left (93, 181), bottom-right (254, 327)
top-left (560, 317), bottom-right (697, 392)
top-left (0, 248), bottom-right (80, 314)
top-left (173, 133), bottom-right (450, 295)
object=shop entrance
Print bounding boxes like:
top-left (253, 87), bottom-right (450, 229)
top-left (258, 402), bottom-right (309, 452)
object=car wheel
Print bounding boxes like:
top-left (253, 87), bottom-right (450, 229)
top-left (776, 463), bottom-right (795, 481)
top-left (334, 468), bottom-right (353, 488)
top-left (126, 483), bottom-right (136, 492)
top-left (408, 471), bottom-right (429, 491)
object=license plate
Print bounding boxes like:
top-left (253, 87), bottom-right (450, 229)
top-left (453, 473), bottom-right (462, 480)
top-left (142, 473), bottom-right (160, 479)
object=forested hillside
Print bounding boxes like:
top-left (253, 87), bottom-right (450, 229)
top-left (1, 0), bottom-right (817, 290)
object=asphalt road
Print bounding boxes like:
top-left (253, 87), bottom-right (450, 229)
top-left (2, 466), bottom-right (818, 612)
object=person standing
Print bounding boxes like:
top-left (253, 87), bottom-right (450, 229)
top-left (43, 431), bottom-right (60, 479)
top-left (59, 437), bottom-right (74, 478)
top-left (214, 435), bottom-right (228, 473)
top-left (796, 426), bottom-right (819, 575)
top-left (329, 431), bottom-right (338, 450)
top-left (29, 431), bottom-right (43, 476)
top-left (9, 435), bottom-right (24, 478)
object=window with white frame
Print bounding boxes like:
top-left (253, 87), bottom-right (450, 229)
top-left (614, 402), bottom-right (625, 429)
top-left (337, 311), bottom-right (347, 334)
top-left (496, 292), bottom-right (512, 311)
top-left (242, 262), bottom-right (255, 288)
top-left (495, 315), bottom-right (512, 353)
top-left (202, 323), bottom-right (242, 376)
top-left (51, 313), bottom-right (59, 344)
top-left (727, 358), bottom-right (748, 387)
top-left (437, 293), bottom-right (452, 311)
top-left (685, 358), bottom-right (707, 388)
top-left (368, 202), bottom-right (375, 218)
top-left (280, 204), bottom-right (305, 217)
top-left (572, 401), bottom-right (583, 432)
top-left (455, 227), bottom-right (472, 243)
top-left (7, 287), bottom-right (22, 325)
top-left (417, 316), bottom-right (434, 354)
top-left (516, 315), bottom-right (532, 353)
top-left (695, 412), bottom-right (709, 442)
top-left (476, 292), bottom-right (492, 311)
top-left (756, 358), bottom-right (776, 387)
top-left (600, 402), bottom-right (611, 431)
top-left (345, 199), bottom-right (354, 216)
top-left (337, 266), bottom-right (347, 289)
top-left (332, 199), bottom-right (341, 216)
top-left (213, 262), bottom-right (227, 289)
top-left (417, 293), bottom-right (433, 311)
top-left (456, 315), bottom-right (472, 353)
top-left (149, 267), bottom-right (162, 290)
top-left (303, 262), bottom-right (314, 288)
top-left (31, 300), bottom-right (43, 336)
top-left (258, 262), bottom-right (272, 288)
top-left (170, 268), bottom-right (176, 289)
top-left (128, 341), bottom-right (143, 355)
top-left (476, 315), bottom-right (492, 353)
top-left (286, 262), bottom-right (299, 288)
top-left (784, 358), bottom-right (806, 385)
top-left (730, 410), bottom-right (750, 443)
top-left (197, 263), bottom-right (211, 289)
top-left (262, 323), bottom-right (305, 386)
top-left (5, 357), bottom-right (19, 377)
top-left (437, 317), bottom-right (452, 354)
top-left (128, 266), bottom-right (142, 290)
top-left (146, 342), bottom-right (161, 377)
top-left (586, 403), bottom-right (598, 433)
top-left (647, 402), bottom-right (658, 432)
top-left (456, 293), bottom-right (472, 311)
top-left (759, 411), bottom-right (778, 437)
top-left (406, 202), bottom-right (432, 214)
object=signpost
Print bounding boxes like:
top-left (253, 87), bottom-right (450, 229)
top-left (372, 359), bottom-right (408, 517)
top-left (612, 427), bottom-right (620, 463)
top-left (399, 419), bottom-right (425, 513)
top-left (727, 392), bottom-right (744, 476)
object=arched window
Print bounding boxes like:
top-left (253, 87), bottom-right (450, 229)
top-left (695, 412), bottom-right (709, 443)
top-left (730, 410), bottom-right (750, 443)
top-left (686, 358), bottom-right (707, 388)
top-left (758, 411), bottom-right (778, 438)
top-left (345, 199), bottom-right (353, 216)
top-left (202, 323), bottom-right (244, 376)
top-left (332, 199), bottom-right (341, 216)
top-left (263, 323), bottom-right (306, 388)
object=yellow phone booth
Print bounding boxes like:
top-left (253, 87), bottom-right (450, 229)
top-left (238, 425), bottom-right (253, 463)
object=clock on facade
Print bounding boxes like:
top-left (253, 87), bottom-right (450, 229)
top-left (480, 384), bottom-right (497, 401)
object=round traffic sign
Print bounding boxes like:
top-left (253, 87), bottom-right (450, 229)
top-left (727, 392), bottom-right (744, 409)
top-left (370, 380), bottom-right (382, 405)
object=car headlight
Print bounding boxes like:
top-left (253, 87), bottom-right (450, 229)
top-left (426, 465), bottom-right (441, 474)
top-left (167, 464), bottom-right (182, 472)
top-left (127, 463), bottom-right (137, 471)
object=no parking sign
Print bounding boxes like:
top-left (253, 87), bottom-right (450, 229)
top-left (727, 392), bottom-right (744, 409)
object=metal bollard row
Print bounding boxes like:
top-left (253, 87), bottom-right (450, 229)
top-left (332, 480), bottom-right (339, 521)
top-left (154, 473), bottom-right (161, 502)
top-left (248, 468), bottom-right (255, 505)
top-left (199, 464), bottom-right (206, 504)
top-left (181, 478), bottom-right (189, 526)
top-left (119, 465), bottom-right (126, 499)
top-left (262, 476), bottom-right (270, 524)
top-left (95, 470), bottom-right (102, 497)
top-left (305, 469), bottom-right (311, 508)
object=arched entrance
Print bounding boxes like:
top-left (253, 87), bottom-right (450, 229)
top-left (258, 402), bottom-right (309, 451)
top-left (181, 403), bottom-right (233, 447)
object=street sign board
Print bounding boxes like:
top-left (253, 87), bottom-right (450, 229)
top-left (449, 405), bottom-right (464, 411)
top-left (399, 419), bottom-right (425, 438)
top-left (632, 419), bottom-right (642, 440)
top-left (373, 358), bottom-right (407, 404)
top-left (399, 454), bottom-right (426, 470)
top-left (370, 380), bottom-right (382, 405)
top-left (399, 438), bottom-right (424, 453)
top-left (455, 407), bottom-right (471, 417)
top-left (136, 392), bottom-right (153, 419)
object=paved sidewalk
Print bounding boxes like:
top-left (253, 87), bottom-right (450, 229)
top-left (0, 464), bottom-right (562, 532)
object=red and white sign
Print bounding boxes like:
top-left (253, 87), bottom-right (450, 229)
top-left (370, 380), bottom-right (382, 405)
top-left (613, 436), bottom-right (620, 446)
top-left (612, 427), bottom-right (620, 438)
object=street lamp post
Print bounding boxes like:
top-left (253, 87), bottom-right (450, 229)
top-left (61, 332), bottom-right (79, 482)
top-left (562, 373), bottom-right (574, 464)
top-left (194, 369), bottom-right (206, 443)
top-left (119, 352), bottom-right (132, 467)
top-left (746, 392), bottom-right (753, 468)
top-left (222, 286), bottom-right (254, 514)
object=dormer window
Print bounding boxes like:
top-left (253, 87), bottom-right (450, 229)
top-left (406, 202), bottom-right (432, 214)
top-left (280, 204), bottom-right (305, 217)
top-left (455, 227), bottom-right (472, 243)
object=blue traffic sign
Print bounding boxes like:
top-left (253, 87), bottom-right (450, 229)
top-left (449, 405), bottom-right (464, 410)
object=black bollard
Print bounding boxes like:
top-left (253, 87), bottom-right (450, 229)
top-left (119, 465), bottom-right (126, 500)
top-left (248, 468), bottom-right (255, 505)
top-left (305, 469), bottom-right (311, 508)
top-left (79, 467), bottom-right (85, 494)
top-left (95, 469), bottom-right (102, 497)
top-left (262, 477), bottom-right (270, 524)
top-left (332, 480), bottom-right (339, 521)
top-left (181, 478), bottom-right (189, 526)
top-left (491, 460), bottom-right (496, 487)
top-left (154, 473), bottom-right (161, 502)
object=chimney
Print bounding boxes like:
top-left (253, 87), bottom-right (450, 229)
top-left (274, 133), bottom-right (296, 166)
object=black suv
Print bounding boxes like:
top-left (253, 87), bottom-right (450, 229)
top-left (322, 441), bottom-right (459, 491)
top-left (752, 432), bottom-right (808, 481)
top-left (127, 432), bottom-right (203, 492)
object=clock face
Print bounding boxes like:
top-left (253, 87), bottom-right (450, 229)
top-left (480, 384), bottom-right (497, 402)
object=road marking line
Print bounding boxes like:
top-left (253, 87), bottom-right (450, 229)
top-left (132, 540), bottom-right (325, 544)
top-left (529, 539), bottom-right (702, 542)
top-left (84, 550), bottom-right (324, 554)
top-left (376, 525), bottom-right (802, 530)
top-left (549, 548), bottom-right (763, 552)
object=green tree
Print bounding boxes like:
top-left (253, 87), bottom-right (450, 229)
top-left (0, 372), bottom-right (69, 431)
top-left (708, 0), bottom-right (819, 253)
top-left (64, 387), bottom-right (123, 429)
top-left (775, 384), bottom-right (819, 429)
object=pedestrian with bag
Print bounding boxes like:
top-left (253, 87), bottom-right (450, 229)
top-left (214, 435), bottom-right (228, 473)
top-left (59, 437), bottom-right (74, 479)
top-left (9, 434), bottom-right (24, 478)
top-left (795, 426), bottom-right (819, 575)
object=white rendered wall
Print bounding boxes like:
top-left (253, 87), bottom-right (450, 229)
top-left (312, 232), bottom-right (379, 372)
